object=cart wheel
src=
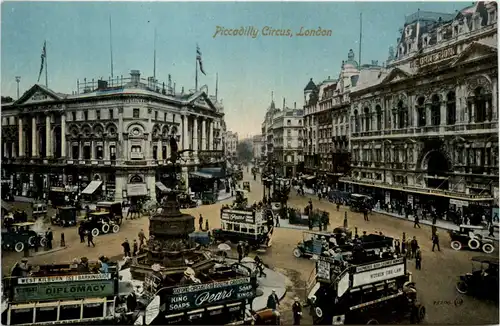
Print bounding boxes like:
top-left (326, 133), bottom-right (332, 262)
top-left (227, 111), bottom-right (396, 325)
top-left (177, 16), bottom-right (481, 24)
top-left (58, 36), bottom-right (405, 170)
top-left (456, 281), bottom-right (468, 294)
top-left (101, 223), bottom-right (110, 234)
top-left (366, 319), bottom-right (379, 324)
top-left (14, 242), bottom-right (24, 253)
top-left (415, 304), bottom-right (426, 323)
top-left (482, 243), bottom-right (494, 254)
top-left (91, 228), bottom-right (100, 237)
top-left (293, 248), bottom-right (302, 258)
top-left (450, 241), bottom-right (462, 251)
top-left (28, 236), bottom-right (36, 246)
top-left (112, 224), bottom-right (120, 233)
top-left (468, 239), bottom-right (480, 250)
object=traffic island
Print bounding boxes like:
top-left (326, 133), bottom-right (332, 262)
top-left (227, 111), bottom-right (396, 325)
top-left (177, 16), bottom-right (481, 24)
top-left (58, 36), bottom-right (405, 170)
top-left (30, 246), bottom-right (67, 257)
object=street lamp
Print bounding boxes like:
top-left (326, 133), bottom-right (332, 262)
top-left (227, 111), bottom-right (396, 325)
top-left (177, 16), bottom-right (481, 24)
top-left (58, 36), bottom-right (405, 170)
top-left (15, 76), bottom-right (21, 99)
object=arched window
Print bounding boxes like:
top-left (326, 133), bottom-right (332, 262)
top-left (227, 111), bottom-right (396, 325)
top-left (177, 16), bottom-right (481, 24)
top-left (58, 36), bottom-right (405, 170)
top-left (474, 87), bottom-right (492, 122)
top-left (375, 105), bottom-right (382, 130)
top-left (397, 101), bottom-right (407, 129)
top-left (446, 92), bottom-right (456, 125)
top-left (353, 110), bottom-right (360, 133)
top-left (129, 175), bottom-right (143, 183)
top-left (363, 107), bottom-right (370, 131)
top-left (416, 97), bottom-right (426, 127)
top-left (431, 95), bottom-right (441, 126)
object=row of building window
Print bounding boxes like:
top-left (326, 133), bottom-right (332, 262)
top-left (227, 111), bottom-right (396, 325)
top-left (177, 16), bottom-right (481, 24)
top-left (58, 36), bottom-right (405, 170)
top-left (68, 109), bottom-right (177, 122)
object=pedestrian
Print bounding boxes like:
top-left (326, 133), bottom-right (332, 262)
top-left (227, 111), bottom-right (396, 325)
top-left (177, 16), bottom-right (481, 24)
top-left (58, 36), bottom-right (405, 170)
top-left (292, 297), bottom-right (302, 325)
top-left (394, 239), bottom-right (401, 256)
top-left (87, 230), bottom-right (95, 247)
top-left (19, 258), bottom-right (30, 277)
top-left (45, 228), bottom-right (53, 250)
top-left (199, 214), bottom-right (203, 231)
top-left (78, 224), bottom-right (85, 243)
top-left (414, 214), bottom-right (421, 228)
top-left (254, 255), bottom-right (267, 277)
top-left (415, 246), bottom-right (422, 270)
top-left (432, 232), bottom-right (440, 252)
top-left (266, 289), bottom-right (280, 311)
top-left (363, 209), bottom-right (369, 222)
top-left (237, 242), bottom-right (243, 262)
top-left (244, 241), bottom-right (250, 257)
top-left (60, 232), bottom-right (65, 247)
top-left (138, 229), bottom-right (146, 248)
top-left (488, 224), bottom-right (495, 237)
top-left (132, 239), bottom-right (138, 256)
top-left (337, 202), bottom-right (340, 211)
top-left (23, 241), bottom-right (30, 257)
top-left (205, 219), bottom-right (209, 232)
top-left (122, 239), bottom-right (131, 257)
top-left (410, 236), bottom-right (418, 258)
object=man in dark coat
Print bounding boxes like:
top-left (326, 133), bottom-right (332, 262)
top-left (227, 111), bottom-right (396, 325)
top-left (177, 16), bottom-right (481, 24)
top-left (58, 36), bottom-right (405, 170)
top-left (122, 239), bottom-right (131, 257)
top-left (199, 214), bottom-right (203, 231)
top-left (45, 228), bottom-right (53, 250)
top-left (237, 242), bottom-right (244, 262)
top-left (414, 214), bottom-right (421, 228)
top-left (415, 246), bottom-right (422, 270)
top-left (410, 236), bottom-right (418, 258)
top-left (87, 230), bottom-right (95, 247)
top-left (432, 232), bottom-right (440, 252)
top-left (78, 224), bottom-right (85, 243)
top-left (292, 297), bottom-right (302, 325)
top-left (266, 289), bottom-right (280, 310)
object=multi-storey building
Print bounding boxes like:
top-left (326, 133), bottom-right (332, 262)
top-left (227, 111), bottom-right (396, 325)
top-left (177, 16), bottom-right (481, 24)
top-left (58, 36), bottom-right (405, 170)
top-left (261, 99), bottom-right (280, 161)
top-left (225, 131), bottom-right (238, 158)
top-left (342, 2), bottom-right (498, 219)
top-left (303, 50), bottom-right (360, 186)
top-left (1, 70), bottom-right (225, 202)
top-left (270, 103), bottom-right (304, 177)
top-left (252, 134), bottom-right (265, 163)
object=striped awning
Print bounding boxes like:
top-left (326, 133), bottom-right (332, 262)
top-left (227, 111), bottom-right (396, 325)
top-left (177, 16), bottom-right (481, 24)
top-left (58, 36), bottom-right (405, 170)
top-left (82, 181), bottom-right (103, 195)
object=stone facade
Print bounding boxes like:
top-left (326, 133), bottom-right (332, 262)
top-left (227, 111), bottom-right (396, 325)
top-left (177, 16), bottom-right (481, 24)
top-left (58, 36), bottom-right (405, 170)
top-left (225, 131), bottom-right (238, 158)
top-left (1, 70), bottom-right (226, 202)
top-left (341, 2), bottom-right (499, 214)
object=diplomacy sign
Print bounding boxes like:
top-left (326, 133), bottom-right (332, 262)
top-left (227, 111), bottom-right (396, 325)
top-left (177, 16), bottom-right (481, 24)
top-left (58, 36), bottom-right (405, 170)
top-left (12, 280), bottom-right (116, 302)
top-left (410, 46), bottom-right (456, 68)
top-left (163, 278), bottom-right (255, 311)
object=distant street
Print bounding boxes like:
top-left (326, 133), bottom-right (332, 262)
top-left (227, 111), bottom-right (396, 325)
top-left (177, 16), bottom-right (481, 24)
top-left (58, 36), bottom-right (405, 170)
top-left (2, 170), bottom-right (498, 324)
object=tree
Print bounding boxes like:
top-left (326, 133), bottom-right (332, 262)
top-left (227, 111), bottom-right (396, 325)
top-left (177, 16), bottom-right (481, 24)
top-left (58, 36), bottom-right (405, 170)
top-left (236, 141), bottom-right (253, 163)
top-left (1, 96), bottom-right (14, 103)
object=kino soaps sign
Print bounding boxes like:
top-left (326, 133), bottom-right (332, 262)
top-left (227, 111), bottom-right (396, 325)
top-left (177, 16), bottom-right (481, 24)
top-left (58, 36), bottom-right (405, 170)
top-left (13, 280), bottom-right (116, 302)
top-left (410, 46), bottom-right (456, 68)
top-left (164, 277), bottom-right (255, 311)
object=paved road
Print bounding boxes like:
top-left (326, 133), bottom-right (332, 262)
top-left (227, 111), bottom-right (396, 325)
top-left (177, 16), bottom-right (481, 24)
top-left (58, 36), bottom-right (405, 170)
top-left (2, 171), bottom-right (498, 324)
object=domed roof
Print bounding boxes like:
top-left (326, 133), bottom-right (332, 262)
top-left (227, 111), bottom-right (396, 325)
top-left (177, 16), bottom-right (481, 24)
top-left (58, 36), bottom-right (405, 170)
top-left (304, 78), bottom-right (316, 91)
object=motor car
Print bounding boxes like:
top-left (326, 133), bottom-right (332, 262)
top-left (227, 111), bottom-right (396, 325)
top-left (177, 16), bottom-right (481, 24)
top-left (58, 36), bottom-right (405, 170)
top-left (456, 256), bottom-right (499, 301)
top-left (243, 181), bottom-right (251, 192)
top-left (179, 193), bottom-right (198, 208)
top-left (51, 206), bottom-right (78, 227)
top-left (293, 230), bottom-right (334, 258)
top-left (32, 202), bottom-right (48, 220)
top-left (349, 193), bottom-right (373, 212)
top-left (96, 201), bottom-right (123, 225)
top-left (83, 211), bottom-right (120, 237)
top-left (449, 224), bottom-right (495, 254)
top-left (1, 222), bottom-right (46, 252)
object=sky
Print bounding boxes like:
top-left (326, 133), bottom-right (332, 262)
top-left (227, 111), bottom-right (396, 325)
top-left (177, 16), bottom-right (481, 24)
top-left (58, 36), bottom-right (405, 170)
top-left (1, 1), bottom-right (467, 138)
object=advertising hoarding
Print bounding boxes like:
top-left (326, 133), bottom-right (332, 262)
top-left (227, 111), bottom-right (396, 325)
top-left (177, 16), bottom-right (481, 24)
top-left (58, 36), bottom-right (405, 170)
top-left (352, 264), bottom-right (405, 288)
top-left (13, 280), bottom-right (116, 302)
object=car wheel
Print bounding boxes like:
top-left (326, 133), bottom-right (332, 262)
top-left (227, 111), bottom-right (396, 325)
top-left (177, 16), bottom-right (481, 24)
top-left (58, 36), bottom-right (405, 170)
top-left (28, 236), bottom-right (36, 246)
top-left (456, 281), bottom-right (468, 294)
top-left (112, 224), bottom-right (120, 233)
top-left (293, 248), bottom-right (303, 258)
top-left (415, 304), bottom-right (426, 323)
top-left (14, 242), bottom-right (24, 253)
top-left (451, 241), bottom-right (462, 251)
top-left (315, 307), bottom-right (323, 318)
top-left (91, 228), bottom-right (100, 237)
top-left (101, 223), bottom-right (110, 234)
top-left (366, 319), bottom-right (379, 325)
top-left (482, 243), bottom-right (494, 254)
top-left (39, 237), bottom-right (47, 247)
top-left (468, 239), bottom-right (480, 250)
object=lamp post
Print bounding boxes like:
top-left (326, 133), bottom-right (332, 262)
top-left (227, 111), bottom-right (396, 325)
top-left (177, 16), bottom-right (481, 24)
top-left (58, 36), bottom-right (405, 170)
top-left (15, 76), bottom-right (21, 99)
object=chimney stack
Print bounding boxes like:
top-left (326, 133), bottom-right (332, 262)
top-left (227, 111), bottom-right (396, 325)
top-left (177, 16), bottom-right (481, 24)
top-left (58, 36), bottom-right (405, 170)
top-left (283, 97), bottom-right (286, 109)
top-left (294, 102), bottom-right (297, 109)
top-left (130, 70), bottom-right (141, 86)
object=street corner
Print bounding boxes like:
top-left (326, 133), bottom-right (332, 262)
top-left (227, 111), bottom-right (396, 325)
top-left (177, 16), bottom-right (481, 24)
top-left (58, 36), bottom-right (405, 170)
top-left (252, 267), bottom-right (289, 311)
top-left (31, 246), bottom-right (67, 257)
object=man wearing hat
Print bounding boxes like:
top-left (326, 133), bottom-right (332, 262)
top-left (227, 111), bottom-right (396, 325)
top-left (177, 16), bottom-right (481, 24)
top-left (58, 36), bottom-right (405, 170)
top-left (19, 258), bottom-right (30, 277)
top-left (292, 297), bottom-right (302, 325)
top-left (237, 241), bottom-right (244, 262)
top-left (266, 289), bottom-right (280, 311)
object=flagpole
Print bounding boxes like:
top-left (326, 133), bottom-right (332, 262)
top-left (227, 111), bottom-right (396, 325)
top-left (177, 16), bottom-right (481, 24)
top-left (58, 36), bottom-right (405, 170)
top-left (215, 73), bottom-right (218, 101)
top-left (195, 47), bottom-right (198, 91)
top-left (109, 16), bottom-right (114, 80)
top-left (45, 40), bottom-right (48, 87)
top-left (153, 28), bottom-right (157, 82)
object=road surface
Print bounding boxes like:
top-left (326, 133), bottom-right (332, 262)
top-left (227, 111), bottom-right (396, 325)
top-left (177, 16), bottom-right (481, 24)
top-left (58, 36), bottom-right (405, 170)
top-left (2, 171), bottom-right (498, 324)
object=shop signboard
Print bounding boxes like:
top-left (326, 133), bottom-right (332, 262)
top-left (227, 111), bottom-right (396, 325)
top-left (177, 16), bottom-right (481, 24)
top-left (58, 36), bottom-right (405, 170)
top-left (12, 279), bottom-right (116, 302)
top-left (127, 183), bottom-right (148, 197)
top-left (161, 277), bottom-right (255, 312)
top-left (410, 46), bottom-right (456, 68)
top-left (450, 199), bottom-right (469, 207)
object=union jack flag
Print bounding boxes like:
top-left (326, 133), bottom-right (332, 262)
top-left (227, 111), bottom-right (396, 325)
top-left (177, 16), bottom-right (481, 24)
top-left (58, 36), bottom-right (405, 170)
top-left (196, 45), bottom-right (206, 75)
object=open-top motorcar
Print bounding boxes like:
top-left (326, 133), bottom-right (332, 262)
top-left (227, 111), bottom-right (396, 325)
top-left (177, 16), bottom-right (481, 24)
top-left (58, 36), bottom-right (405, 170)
top-left (1, 222), bottom-right (46, 252)
top-left (51, 206), bottom-right (78, 227)
top-left (82, 211), bottom-right (120, 237)
top-left (293, 230), bottom-right (334, 258)
top-left (449, 224), bottom-right (495, 254)
top-left (456, 256), bottom-right (499, 301)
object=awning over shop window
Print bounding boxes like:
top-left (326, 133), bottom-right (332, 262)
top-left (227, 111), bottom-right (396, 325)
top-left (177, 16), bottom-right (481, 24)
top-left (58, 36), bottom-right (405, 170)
top-left (198, 167), bottom-right (227, 178)
top-left (127, 183), bottom-right (148, 197)
top-left (155, 182), bottom-right (169, 193)
top-left (81, 181), bottom-right (103, 195)
top-left (190, 171), bottom-right (215, 179)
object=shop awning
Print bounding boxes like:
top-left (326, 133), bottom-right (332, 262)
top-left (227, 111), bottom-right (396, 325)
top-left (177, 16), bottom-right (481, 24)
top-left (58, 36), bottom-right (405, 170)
top-left (81, 181), bottom-right (103, 195)
top-left (1, 200), bottom-right (12, 212)
top-left (190, 171), bottom-right (215, 179)
top-left (198, 167), bottom-right (227, 178)
top-left (155, 182), bottom-right (169, 193)
top-left (127, 183), bottom-right (148, 197)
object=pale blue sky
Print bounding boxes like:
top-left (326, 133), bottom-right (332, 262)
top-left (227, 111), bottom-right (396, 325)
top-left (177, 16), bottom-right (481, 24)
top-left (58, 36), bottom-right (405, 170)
top-left (1, 1), bottom-right (466, 137)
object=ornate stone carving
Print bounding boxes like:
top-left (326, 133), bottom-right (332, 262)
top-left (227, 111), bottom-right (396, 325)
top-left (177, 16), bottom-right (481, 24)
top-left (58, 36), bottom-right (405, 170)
top-left (466, 75), bottom-right (492, 95)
